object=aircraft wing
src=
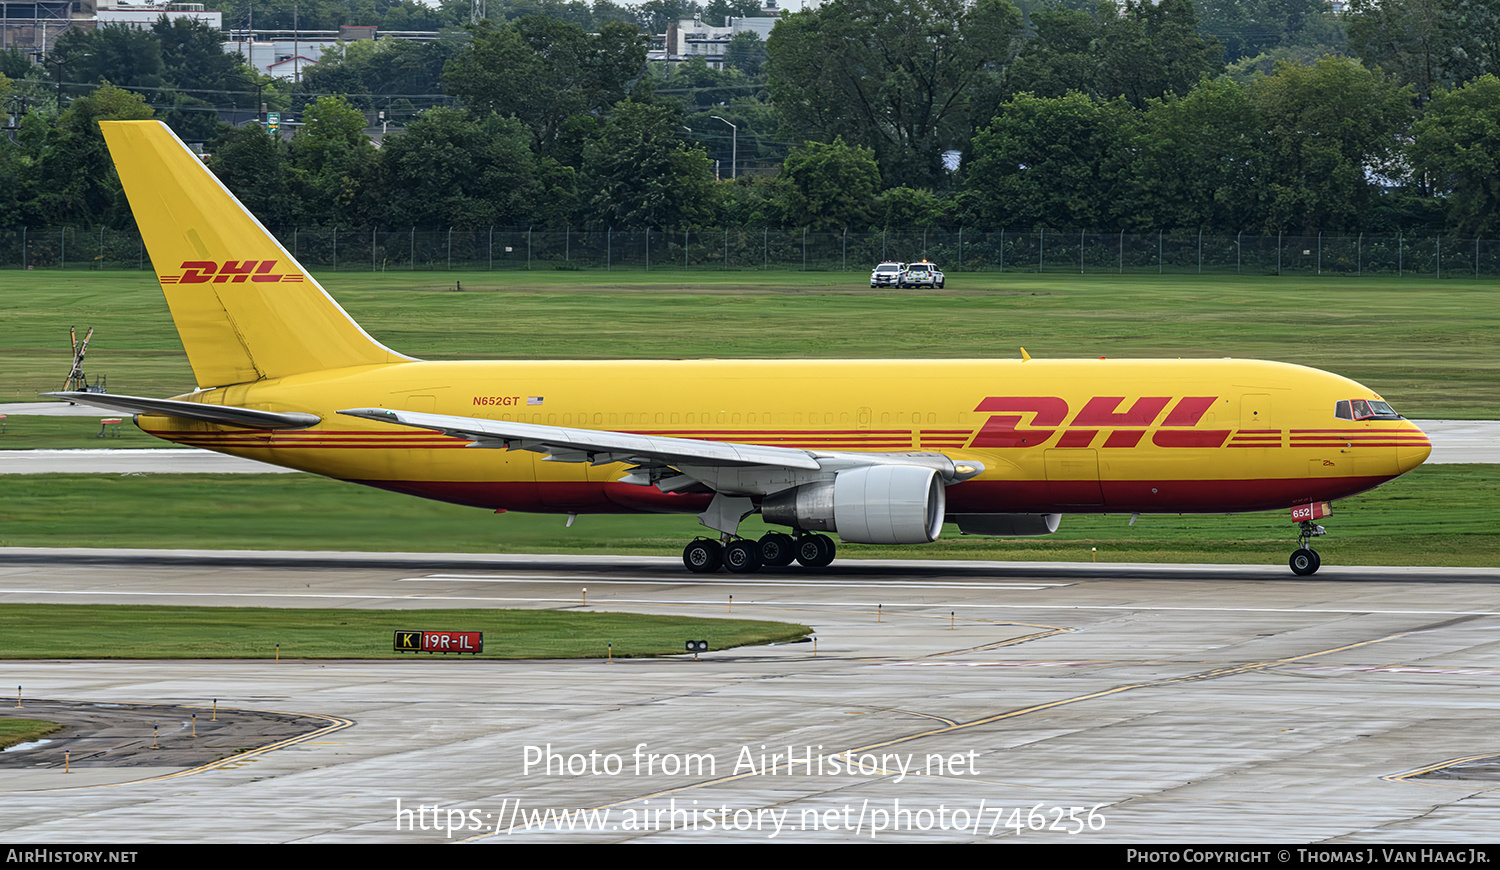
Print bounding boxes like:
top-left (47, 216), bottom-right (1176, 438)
top-left (338, 408), bottom-right (985, 539)
top-left (337, 407), bottom-right (984, 484)
top-left (338, 407), bottom-right (824, 470)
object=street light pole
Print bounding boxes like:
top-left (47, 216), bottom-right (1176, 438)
top-left (710, 115), bottom-right (737, 180)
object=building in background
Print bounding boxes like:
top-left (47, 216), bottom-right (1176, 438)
top-left (657, 11), bottom-right (777, 68)
top-left (1, 0), bottom-right (95, 54)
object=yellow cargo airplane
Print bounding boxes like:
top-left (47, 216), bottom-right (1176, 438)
top-left (52, 121), bottom-right (1432, 576)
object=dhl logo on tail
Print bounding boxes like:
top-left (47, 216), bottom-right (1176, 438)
top-left (160, 260), bottom-right (304, 284)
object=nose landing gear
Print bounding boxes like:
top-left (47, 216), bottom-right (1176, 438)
top-left (1289, 519), bottom-right (1327, 576)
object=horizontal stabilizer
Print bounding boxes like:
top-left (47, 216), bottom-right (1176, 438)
top-left (45, 392), bottom-right (320, 430)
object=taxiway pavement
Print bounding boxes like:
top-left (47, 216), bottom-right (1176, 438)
top-left (2, 549), bottom-right (1500, 842)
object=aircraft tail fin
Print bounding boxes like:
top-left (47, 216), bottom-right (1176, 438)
top-left (100, 120), bottom-right (409, 388)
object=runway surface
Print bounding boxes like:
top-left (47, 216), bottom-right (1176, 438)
top-left (3, 548), bottom-right (1500, 842)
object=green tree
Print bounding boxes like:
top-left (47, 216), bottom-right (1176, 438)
top-left (720, 31), bottom-right (766, 78)
top-left (771, 137), bottom-right (881, 230)
top-left (479, 0), bottom-right (638, 29)
top-left (638, 0), bottom-right (702, 34)
top-left (1002, 7), bottom-right (1101, 100)
top-left (31, 84), bottom-right (155, 227)
top-left (155, 17), bottom-right (259, 142)
top-left (0, 47), bottom-right (34, 80)
top-left (876, 185), bottom-right (951, 228)
top-left (1123, 77), bottom-right (1262, 230)
top-left (1409, 74), bottom-right (1500, 234)
top-left (444, 17), bottom-right (645, 158)
top-left (579, 100), bottom-right (716, 227)
top-left (768, 0), bottom-right (1024, 188)
top-left (1346, 0), bottom-right (1500, 99)
top-left (298, 35), bottom-right (461, 115)
top-left (217, 0), bottom-right (464, 31)
top-left (1249, 57), bottom-right (1413, 232)
top-left (1096, 0), bottom-right (1223, 107)
top-left (377, 108), bottom-right (543, 227)
top-left (53, 24), bottom-right (165, 94)
top-left (210, 125), bottom-right (295, 227)
top-left (703, 0), bottom-right (762, 26)
top-left (654, 56), bottom-right (751, 112)
top-left (1197, 0), bottom-right (1344, 63)
top-left (964, 91), bottom-right (1136, 228)
top-left (288, 95), bottom-right (378, 224)
top-left (156, 17), bottom-right (259, 96)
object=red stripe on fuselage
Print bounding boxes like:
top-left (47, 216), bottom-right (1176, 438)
top-left (341, 473), bottom-right (1400, 517)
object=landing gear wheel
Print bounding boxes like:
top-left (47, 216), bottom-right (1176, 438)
top-left (1289, 548), bottom-right (1321, 576)
top-left (683, 539), bottom-right (723, 573)
top-left (758, 532), bottom-right (796, 567)
top-left (724, 539), bottom-right (763, 573)
top-left (794, 534), bottom-right (836, 568)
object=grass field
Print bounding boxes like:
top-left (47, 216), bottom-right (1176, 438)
top-left (2, 465), bottom-right (1495, 567)
top-left (3, 270), bottom-right (1496, 417)
top-left (2, 268), bottom-right (1495, 569)
top-left (0, 415), bottom-right (163, 449)
top-left (0, 604), bottom-right (811, 659)
top-left (0, 719), bottom-right (63, 750)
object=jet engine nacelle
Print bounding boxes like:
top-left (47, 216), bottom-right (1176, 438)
top-left (761, 465), bottom-right (946, 544)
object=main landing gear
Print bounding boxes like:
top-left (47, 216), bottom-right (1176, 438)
top-left (682, 532), bottom-right (836, 574)
top-left (1289, 520), bottom-right (1327, 576)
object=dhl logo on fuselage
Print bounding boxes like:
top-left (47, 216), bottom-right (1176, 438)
top-left (159, 260), bottom-right (304, 284)
top-left (974, 396), bottom-right (1233, 449)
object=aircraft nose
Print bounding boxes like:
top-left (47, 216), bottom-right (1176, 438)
top-left (1396, 422), bottom-right (1431, 474)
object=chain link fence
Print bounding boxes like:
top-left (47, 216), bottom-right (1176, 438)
top-left (6, 226), bottom-right (1500, 278)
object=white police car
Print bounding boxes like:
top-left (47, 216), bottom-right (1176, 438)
top-left (901, 261), bottom-right (944, 288)
top-left (870, 261), bottom-right (905, 287)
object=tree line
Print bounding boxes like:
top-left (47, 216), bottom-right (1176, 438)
top-left (2, 0), bottom-right (1499, 237)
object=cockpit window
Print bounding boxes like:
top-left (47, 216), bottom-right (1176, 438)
top-left (1339, 399), bottom-right (1401, 421)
